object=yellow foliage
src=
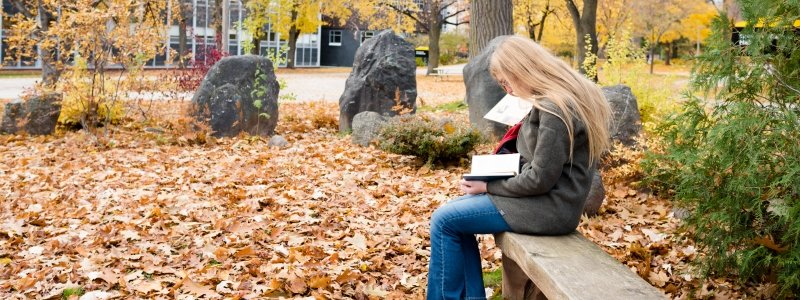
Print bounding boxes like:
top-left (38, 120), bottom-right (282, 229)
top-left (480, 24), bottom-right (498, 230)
top-left (57, 58), bottom-right (126, 127)
top-left (599, 29), bottom-right (681, 130)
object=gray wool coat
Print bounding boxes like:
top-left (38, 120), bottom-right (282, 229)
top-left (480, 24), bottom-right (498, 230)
top-left (486, 101), bottom-right (594, 235)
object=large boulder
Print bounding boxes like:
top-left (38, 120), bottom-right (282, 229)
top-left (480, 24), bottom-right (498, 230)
top-left (192, 55), bottom-right (279, 137)
top-left (351, 111), bottom-right (388, 147)
top-left (602, 85), bottom-right (641, 147)
top-left (0, 93), bottom-right (62, 136)
top-left (464, 35), bottom-right (511, 140)
top-left (339, 30), bottom-right (417, 132)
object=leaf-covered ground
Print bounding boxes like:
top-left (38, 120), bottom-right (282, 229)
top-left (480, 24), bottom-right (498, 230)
top-left (0, 100), bottom-right (771, 299)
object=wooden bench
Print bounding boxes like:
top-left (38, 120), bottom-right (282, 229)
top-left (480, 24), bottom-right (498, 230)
top-left (495, 232), bottom-right (666, 300)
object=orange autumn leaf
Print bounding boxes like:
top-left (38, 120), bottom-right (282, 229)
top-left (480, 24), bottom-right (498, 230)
top-left (234, 246), bottom-right (256, 258)
top-left (308, 276), bottom-right (331, 289)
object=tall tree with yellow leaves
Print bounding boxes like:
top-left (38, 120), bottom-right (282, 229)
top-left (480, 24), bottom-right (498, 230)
top-left (243, 0), bottom-right (332, 68)
top-left (596, 0), bottom-right (632, 53)
top-left (513, 0), bottom-right (555, 42)
top-left (630, 0), bottom-right (695, 73)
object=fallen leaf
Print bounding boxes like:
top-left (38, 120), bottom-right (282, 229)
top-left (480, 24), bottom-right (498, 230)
top-left (234, 246), bottom-right (256, 258)
top-left (308, 276), bottom-right (331, 289)
top-left (648, 271), bottom-right (670, 287)
top-left (345, 233), bottom-right (367, 251)
top-left (286, 276), bottom-right (307, 294)
top-left (180, 279), bottom-right (221, 298)
top-left (131, 280), bottom-right (162, 294)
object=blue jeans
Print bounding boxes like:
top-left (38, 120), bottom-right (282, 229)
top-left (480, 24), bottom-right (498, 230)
top-left (427, 193), bottom-right (512, 300)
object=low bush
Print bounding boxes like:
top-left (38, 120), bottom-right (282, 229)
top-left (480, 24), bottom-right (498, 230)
top-left (378, 114), bottom-right (484, 166)
top-left (58, 58), bottom-right (125, 128)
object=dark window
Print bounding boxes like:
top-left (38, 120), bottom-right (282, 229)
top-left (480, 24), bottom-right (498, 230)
top-left (329, 30), bottom-right (342, 46)
top-left (361, 31), bottom-right (374, 43)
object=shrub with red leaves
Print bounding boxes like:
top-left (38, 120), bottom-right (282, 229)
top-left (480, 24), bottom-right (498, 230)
top-left (176, 40), bottom-right (229, 92)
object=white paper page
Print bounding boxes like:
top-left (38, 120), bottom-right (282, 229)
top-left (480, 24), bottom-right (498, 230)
top-left (483, 94), bottom-right (533, 126)
top-left (470, 153), bottom-right (520, 174)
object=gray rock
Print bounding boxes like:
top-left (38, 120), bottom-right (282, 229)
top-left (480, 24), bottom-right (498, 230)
top-left (602, 85), bottom-right (641, 147)
top-left (192, 55), bottom-right (279, 138)
top-left (24, 93), bottom-right (62, 135)
top-left (582, 171), bottom-right (606, 216)
top-left (1, 101), bottom-right (23, 134)
top-left (268, 135), bottom-right (289, 148)
top-left (672, 207), bottom-right (691, 220)
top-left (351, 111), bottom-right (388, 146)
top-left (0, 93), bottom-right (62, 136)
top-left (464, 35), bottom-right (511, 140)
top-left (339, 30), bottom-right (417, 132)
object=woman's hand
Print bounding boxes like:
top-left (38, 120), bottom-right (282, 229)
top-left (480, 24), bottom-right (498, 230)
top-left (460, 179), bottom-right (487, 195)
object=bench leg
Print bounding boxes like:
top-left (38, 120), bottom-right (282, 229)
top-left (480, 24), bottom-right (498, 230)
top-left (502, 255), bottom-right (547, 300)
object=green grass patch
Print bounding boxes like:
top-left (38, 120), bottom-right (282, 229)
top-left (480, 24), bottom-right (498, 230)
top-left (418, 100), bottom-right (467, 113)
top-left (62, 286), bottom-right (85, 299)
top-left (483, 268), bottom-right (503, 300)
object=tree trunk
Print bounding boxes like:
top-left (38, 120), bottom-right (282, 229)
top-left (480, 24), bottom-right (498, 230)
top-left (221, 0), bottom-right (230, 53)
top-left (469, 0), bottom-right (513, 58)
top-left (287, 8), bottom-right (299, 69)
top-left (565, 0), bottom-right (599, 81)
top-left (213, 0), bottom-right (223, 50)
top-left (527, 14), bottom-right (537, 41)
top-left (649, 46), bottom-right (655, 74)
top-left (177, 2), bottom-right (192, 68)
top-left (665, 41), bottom-right (672, 66)
top-left (37, 1), bottom-right (59, 87)
top-left (537, 6), bottom-right (550, 42)
top-left (250, 38), bottom-right (261, 55)
top-left (427, 17), bottom-right (443, 75)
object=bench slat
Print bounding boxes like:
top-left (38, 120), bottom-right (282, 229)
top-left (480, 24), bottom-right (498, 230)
top-left (495, 232), bottom-right (666, 300)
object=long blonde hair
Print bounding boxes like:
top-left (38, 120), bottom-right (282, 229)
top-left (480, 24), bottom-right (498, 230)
top-left (489, 36), bottom-right (611, 165)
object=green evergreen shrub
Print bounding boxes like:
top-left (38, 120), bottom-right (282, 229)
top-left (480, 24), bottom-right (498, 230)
top-left (378, 115), bottom-right (484, 166)
top-left (643, 1), bottom-right (800, 296)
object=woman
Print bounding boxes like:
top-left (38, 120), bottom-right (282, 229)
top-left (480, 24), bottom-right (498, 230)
top-left (426, 36), bottom-right (611, 300)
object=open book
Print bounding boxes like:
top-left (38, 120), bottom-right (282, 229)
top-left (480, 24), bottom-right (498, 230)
top-left (462, 153), bottom-right (520, 181)
top-left (483, 94), bottom-right (533, 126)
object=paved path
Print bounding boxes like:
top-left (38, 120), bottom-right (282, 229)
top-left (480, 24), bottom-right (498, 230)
top-left (0, 72), bottom-right (351, 102)
top-left (0, 65), bottom-right (463, 102)
top-left (0, 77), bottom-right (39, 100)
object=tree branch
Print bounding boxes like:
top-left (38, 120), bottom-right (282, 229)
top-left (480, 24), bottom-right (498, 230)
top-left (443, 7), bottom-right (467, 19)
top-left (382, 2), bottom-right (428, 31)
top-left (9, 0), bottom-right (34, 18)
top-left (443, 19), bottom-right (468, 26)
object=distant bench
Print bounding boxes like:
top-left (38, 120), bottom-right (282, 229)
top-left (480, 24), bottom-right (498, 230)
top-left (495, 232), bottom-right (666, 300)
top-left (430, 67), bottom-right (462, 80)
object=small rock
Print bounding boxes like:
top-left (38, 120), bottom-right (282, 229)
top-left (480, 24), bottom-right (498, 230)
top-left (144, 127), bottom-right (165, 134)
top-left (351, 111), bottom-right (388, 146)
top-left (268, 135), bottom-right (289, 148)
top-left (583, 171), bottom-right (605, 216)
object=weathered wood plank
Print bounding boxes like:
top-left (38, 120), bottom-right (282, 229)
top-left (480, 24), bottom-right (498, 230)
top-left (495, 232), bottom-right (666, 300)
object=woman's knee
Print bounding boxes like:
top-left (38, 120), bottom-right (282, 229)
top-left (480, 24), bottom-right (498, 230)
top-left (430, 205), bottom-right (456, 234)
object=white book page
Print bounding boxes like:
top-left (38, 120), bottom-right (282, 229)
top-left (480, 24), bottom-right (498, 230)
top-left (469, 153), bottom-right (520, 175)
top-left (483, 94), bottom-right (533, 126)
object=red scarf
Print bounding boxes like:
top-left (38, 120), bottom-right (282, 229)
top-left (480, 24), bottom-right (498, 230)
top-left (493, 122), bottom-right (523, 154)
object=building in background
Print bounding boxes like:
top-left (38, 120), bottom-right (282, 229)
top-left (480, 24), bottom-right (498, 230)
top-left (0, 0), bottom-right (321, 69)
